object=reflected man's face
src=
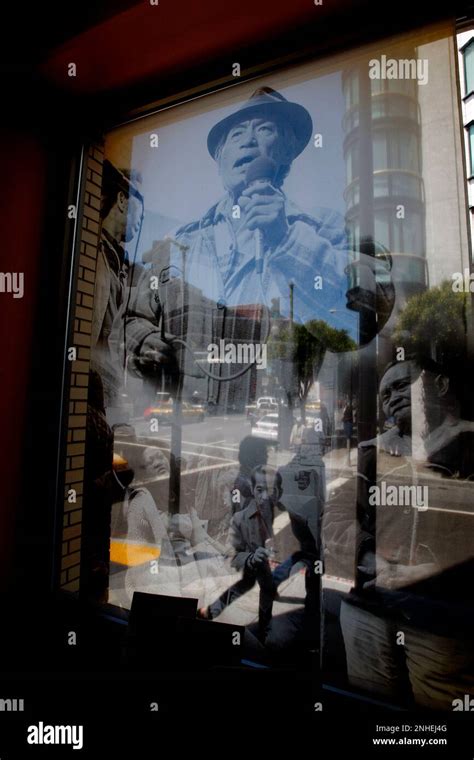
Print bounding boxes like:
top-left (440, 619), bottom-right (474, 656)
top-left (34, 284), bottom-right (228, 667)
top-left (142, 448), bottom-right (169, 477)
top-left (253, 471), bottom-right (280, 510)
top-left (124, 192), bottom-right (143, 243)
top-left (380, 360), bottom-right (419, 433)
top-left (217, 117), bottom-right (283, 196)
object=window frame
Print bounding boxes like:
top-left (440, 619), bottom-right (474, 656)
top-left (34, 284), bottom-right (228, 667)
top-left (463, 37), bottom-right (474, 96)
top-left (56, 14), bottom-right (474, 638)
top-left (467, 120), bottom-right (474, 177)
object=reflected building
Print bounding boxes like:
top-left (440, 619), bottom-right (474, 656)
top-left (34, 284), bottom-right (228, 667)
top-left (333, 38), bottom-right (472, 412)
top-left (342, 45), bottom-right (427, 333)
top-left (342, 38), bottom-right (472, 310)
top-left (457, 28), bottom-right (474, 244)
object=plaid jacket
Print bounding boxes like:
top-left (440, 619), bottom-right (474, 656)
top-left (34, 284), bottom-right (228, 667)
top-left (124, 199), bottom-right (393, 404)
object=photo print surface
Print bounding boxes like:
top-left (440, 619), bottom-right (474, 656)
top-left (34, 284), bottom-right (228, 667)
top-left (76, 20), bottom-right (474, 699)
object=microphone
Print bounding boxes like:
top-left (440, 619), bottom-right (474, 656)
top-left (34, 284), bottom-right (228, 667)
top-left (246, 156), bottom-right (277, 274)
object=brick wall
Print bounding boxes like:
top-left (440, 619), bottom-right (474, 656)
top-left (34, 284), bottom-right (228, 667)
top-left (60, 143), bottom-right (104, 592)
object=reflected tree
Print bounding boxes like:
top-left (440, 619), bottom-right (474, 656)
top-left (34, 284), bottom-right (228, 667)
top-left (392, 280), bottom-right (468, 366)
top-left (268, 319), bottom-right (356, 422)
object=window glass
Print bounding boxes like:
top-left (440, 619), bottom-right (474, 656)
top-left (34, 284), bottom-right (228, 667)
top-left (374, 209), bottom-right (390, 250)
top-left (402, 207), bottom-right (424, 255)
top-left (373, 132), bottom-right (388, 170)
top-left (63, 22), bottom-right (474, 707)
top-left (469, 123), bottom-right (474, 175)
top-left (465, 40), bottom-right (474, 94)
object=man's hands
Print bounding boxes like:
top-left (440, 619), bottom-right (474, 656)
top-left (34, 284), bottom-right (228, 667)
top-left (248, 546), bottom-right (270, 569)
top-left (139, 333), bottom-right (176, 367)
top-left (133, 332), bottom-right (179, 381)
top-left (238, 182), bottom-right (288, 248)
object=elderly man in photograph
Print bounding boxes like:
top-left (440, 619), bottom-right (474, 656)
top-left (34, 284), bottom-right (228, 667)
top-left (125, 87), bottom-right (391, 380)
top-left (123, 86), bottom-right (395, 424)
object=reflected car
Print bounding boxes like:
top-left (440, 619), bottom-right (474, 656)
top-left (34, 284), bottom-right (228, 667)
top-left (251, 413), bottom-right (279, 440)
top-left (305, 400), bottom-right (321, 414)
top-left (182, 401), bottom-right (206, 422)
top-left (143, 397), bottom-right (174, 422)
top-left (256, 396), bottom-right (278, 409)
top-left (144, 400), bottom-right (205, 423)
top-left (246, 402), bottom-right (278, 426)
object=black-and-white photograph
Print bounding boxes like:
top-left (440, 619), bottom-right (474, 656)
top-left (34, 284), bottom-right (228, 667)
top-left (4, 2), bottom-right (474, 747)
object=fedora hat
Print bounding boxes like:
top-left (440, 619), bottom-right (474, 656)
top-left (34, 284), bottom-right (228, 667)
top-left (102, 159), bottom-right (144, 204)
top-left (207, 86), bottom-right (313, 160)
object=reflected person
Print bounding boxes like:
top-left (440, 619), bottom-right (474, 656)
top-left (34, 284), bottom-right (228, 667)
top-left (91, 160), bottom-right (144, 417)
top-left (324, 356), bottom-right (474, 709)
top-left (198, 465), bottom-right (283, 643)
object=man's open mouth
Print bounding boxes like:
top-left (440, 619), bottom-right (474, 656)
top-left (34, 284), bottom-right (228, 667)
top-left (233, 154), bottom-right (259, 169)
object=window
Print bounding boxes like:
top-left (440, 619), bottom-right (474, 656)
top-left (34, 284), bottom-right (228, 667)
top-left (374, 206), bottom-right (424, 257)
top-left (386, 75), bottom-right (417, 96)
top-left (468, 122), bottom-right (474, 175)
top-left (401, 207), bottom-right (424, 256)
top-left (464, 38), bottom-right (474, 95)
top-left (346, 139), bottom-right (359, 182)
top-left (373, 132), bottom-right (388, 170)
top-left (374, 209), bottom-right (390, 249)
top-left (59, 20), bottom-right (474, 710)
top-left (394, 131), bottom-right (420, 172)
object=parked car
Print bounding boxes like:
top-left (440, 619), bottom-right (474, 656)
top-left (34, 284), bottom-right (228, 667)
top-left (256, 396), bottom-right (278, 409)
top-left (144, 399), bottom-right (205, 423)
top-left (181, 401), bottom-right (206, 422)
top-left (155, 392), bottom-right (172, 404)
top-left (248, 404), bottom-right (278, 427)
top-left (251, 412), bottom-right (279, 440)
top-left (246, 397), bottom-right (278, 425)
top-left (143, 396), bottom-right (174, 422)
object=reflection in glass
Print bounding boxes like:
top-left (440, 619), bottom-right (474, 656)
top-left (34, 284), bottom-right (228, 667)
top-left (76, 24), bottom-right (474, 691)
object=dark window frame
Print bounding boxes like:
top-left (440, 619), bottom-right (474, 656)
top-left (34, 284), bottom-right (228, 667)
top-left (466, 119), bottom-right (474, 177)
top-left (463, 37), bottom-right (474, 96)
